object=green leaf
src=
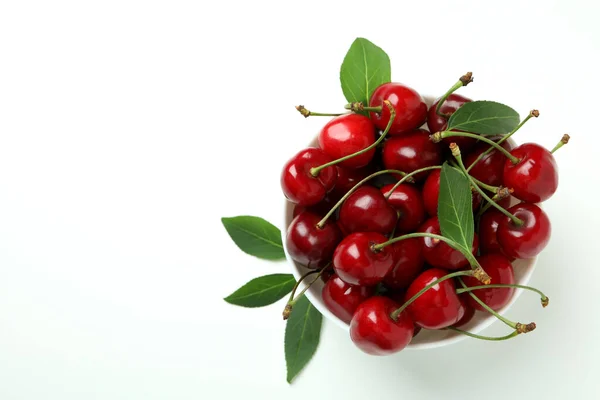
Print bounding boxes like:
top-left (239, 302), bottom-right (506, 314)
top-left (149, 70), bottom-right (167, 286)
top-left (224, 274), bottom-right (296, 308)
top-left (438, 163), bottom-right (474, 251)
top-left (221, 216), bottom-right (285, 260)
top-left (340, 38), bottom-right (391, 106)
top-left (447, 100), bottom-right (520, 135)
top-left (285, 296), bottom-right (322, 383)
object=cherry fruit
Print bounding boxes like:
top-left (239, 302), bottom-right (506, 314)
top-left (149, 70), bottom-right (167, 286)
top-left (318, 114), bottom-right (376, 169)
top-left (333, 232), bottom-right (395, 286)
top-left (497, 203), bottom-right (551, 259)
top-left (339, 186), bottom-right (397, 235)
top-left (383, 238), bottom-right (425, 290)
top-left (479, 210), bottom-right (504, 255)
top-left (462, 253), bottom-right (515, 311)
top-left (286, 211), bottom-right (342, 268)
top-left (418, 217), bottom-right (478, 270)
top-left (281, 148), bottom-right (337, 206)
top-left (350, 296), bottom-right (414, 355)
top-left (382, 129), bottom-right (443, 181)
top-left (454, 295), bottom-right (476, 327)
top-left (369, 83), bottom-right (427, 136)
top-left (322, 275), bottom-right (374, 324)
top-left (406, 268), bottom-right (465, 329)
top-left (427, 94), bottom-right (477, 152)
top-left (503, 143), bottom-right (559, 203)
top-left (380, 184), bottom-right (426, 233)
top-left (465, 139), bottom-right (515, 187)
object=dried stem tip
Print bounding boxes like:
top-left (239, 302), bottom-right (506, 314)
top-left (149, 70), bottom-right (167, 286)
top-left (460, 72), bottom-right (474, 86)
top-left (530, 109), bottom-right (540, 118)
top-left (473, 267), bottom-right (491, 285)
top-left (450, 142), bottom-right (461, 158)
top-left (349, 102), bottom-right (364, 112)
top-left (295, 105), bottom-right (310, 118)
top-left (541, 297), bottom-right (549, 308)
top-left (561, 134), bottom-right (571, 145)
top-left (282, 304), bottom-right (293, 320)
top-left (516, 322), bottom-right (537, 334)
top-left (495, 186), bottom-right (512, 200)
top-left (429, 132), bottom-right (443, 143)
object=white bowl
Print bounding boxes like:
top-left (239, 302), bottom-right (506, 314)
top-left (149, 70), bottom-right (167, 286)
top-left (282, 99), bottom-right (538, 350)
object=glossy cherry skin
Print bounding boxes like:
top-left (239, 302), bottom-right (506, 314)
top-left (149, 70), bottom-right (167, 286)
top-left (503, 143), bottom-right (559, 203)
top-left (380, 184), bottom-right (426, 233)
top-left (322, 275), bottom-right (374, 324)
top-left (382, 129), bottom-right (443, 181)
top-left (406, 268), bottom-right (465, 329)
top-left (497, 203), bottom-right (551, 259)
top-left (454, 295), bottom-right (475, 327)
top-left (427, 94), bottom-right (477, 152)
top-left (339, 186), bottom-right (397, 235)
top-left (350, 296), bottom-right (414, 355)
top-left (465, 139), bottom-right (514, 187)
top-left (281, 148), bottom-right (337, 206)
top-left (479, 210), bottom-right (504, 255)
top-left (333, 232), bottom-right (395, 286)
top-left (422, 169), bottom-right (482, 217)
top-left (462, 253), bottom-right (515, 311)
top-left (383, 238), bottom-right (425, 290)
top-left (331, 166), bottom-right (371, 198)
top-left (318, 114), bottom-right (376, 169)
top-left (418, 217), bottom-right (479, 270)
top-left (369, 83), bottom-right (427, 136)
top-left (286, 211), bottom-right (342, 268)
top-left (292, 195), bottom-right (336, 219)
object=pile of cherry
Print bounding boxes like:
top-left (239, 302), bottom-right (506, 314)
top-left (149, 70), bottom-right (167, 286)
top-left (281, 75), bottom-right (565, 355)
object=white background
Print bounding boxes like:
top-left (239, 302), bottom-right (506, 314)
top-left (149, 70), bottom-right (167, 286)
top-left (1, 0), bottom-right (599, 399)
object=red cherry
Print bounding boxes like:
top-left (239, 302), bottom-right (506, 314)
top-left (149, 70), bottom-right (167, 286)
top-left (383, 238), bottom-right (425, 290)
top-left (462, 253), bottom-right (515, 311)
top-left (497, 203), bottom-right (551, 259)
top-left (338, 186), bottom-right (397, 235)
top-left (422, 169), bottom-right (482, 216)
top-left (418, 217), bottom-right (478, 270)
top-left (320, 267), bottom-right (335, 283)
top-left (322, 275), bottom-right (374, 324)
top-left (380, 184), bottom-right (426, 233)
top-left (382, 129), bottom-right (443, 181)
top-left (465, 139), bottom-right (515, 187)
top-left (427, 94), bottom-right (477, 152)
top-left (479, 210), bottom-right (504, 255)
top-left (350, 296), bottom-right (414, 355)
top-left (369, 83), bottom-right (427, 136)
top-left (292, 195), bottom-right (337, 219)
top-left (281, 148), bottom-right (337, 206)
top-left (406, 268), bottom-right (465, 329)
top-left (331, 166), bottom-right (371, 198)
top-left (503, 143), bottom-right (559, 203)
top-left (454, 295), bottom-right (475, 327)
top-left (318, 114), bottom-right (376, 169)
top-left (333, 232), bottom-right (395, 286)
top-left (286, 211), bottom-right (342, 268)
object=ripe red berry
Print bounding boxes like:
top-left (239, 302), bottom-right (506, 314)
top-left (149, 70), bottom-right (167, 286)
top-left (322, 275), bottom-right (374, 324)
top-left (497, 203), bottom-right (551, 259)
top-left (350, 296), bottom-right (414, 355)
top-left (382, 129), bottom-right (443, 181)
top-left (461, 253), bottom-right (515, 311)
top-left (427, 94), bottom-right (477, 152)
top-left (318, 114), bottom-right (376, 169)
top-left (281, 148), bottom-right (337, 206)
top-left (383, 238), bottom-right (425, 290)
top-left (369, 83), bottom-right (427, 136)
top-left (380, 183), bottom-right (426, 233)
top-left (465, 139), bottom-right (515, 187)
top-left (418, 217), bottom-right (478, 270)
top-left (338, 186), bottom-right (397, 235)
top-left (286, 211), bottom-right (342, 268)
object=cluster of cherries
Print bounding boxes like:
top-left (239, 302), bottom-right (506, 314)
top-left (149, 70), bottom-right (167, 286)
top-left (281, 75), bottom-right (564, 355)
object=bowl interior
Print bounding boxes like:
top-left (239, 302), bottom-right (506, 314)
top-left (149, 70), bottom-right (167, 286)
top-left (282, 96), bottom-right (537, 350)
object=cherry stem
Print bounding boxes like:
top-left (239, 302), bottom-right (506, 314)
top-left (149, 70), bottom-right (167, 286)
top-left (447, 327), bottom-right (519, 341)
top-left (466, 110), bottom-right (538, 173)
top-left (435, 72), bottom-right (473, 117)
top-left (372, 232), bottom-right (490, 284)
top-left (295, 105), bottom-right (348, 118)
top-left (344, 102), bottom-right (382, 113)
top-left (457, 283), bottom-right (549, 308)
top-left (389, 271), bottom-right (474, 321)
top-left (383, 166), bottom-right (442, 200)
top-left (551, 134), bottom-right (571, 154)
top-left (316, 168), bottom-right (409, 229)
top-left (451, 144), bottom-right (524, 227)
top-left (469, 175), bottom-right (499, 192)
top-left (457, 278), bottom-right (536, 333)
top-left (283, 265), bottom-right (330, 320)
top-left (310, 101), bottom-right (395, 177)
top-left (436, 131), bottom-right (520, 164)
